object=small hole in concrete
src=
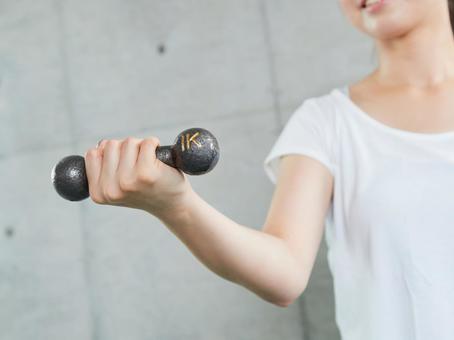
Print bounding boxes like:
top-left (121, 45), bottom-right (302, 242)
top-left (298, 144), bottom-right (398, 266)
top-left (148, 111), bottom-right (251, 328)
top-left (5, 226), bottom-right (14, 238)
top-left (157, 44), bottom-right (166, 55)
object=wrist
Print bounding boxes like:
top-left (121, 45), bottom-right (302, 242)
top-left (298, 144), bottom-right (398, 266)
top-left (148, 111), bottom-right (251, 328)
top-left (150, 187), bottom-right (198, 225)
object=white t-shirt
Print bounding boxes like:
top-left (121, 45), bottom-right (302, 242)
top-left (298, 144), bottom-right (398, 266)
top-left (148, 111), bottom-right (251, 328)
top-left (263, 85), bottom-right (454, 340)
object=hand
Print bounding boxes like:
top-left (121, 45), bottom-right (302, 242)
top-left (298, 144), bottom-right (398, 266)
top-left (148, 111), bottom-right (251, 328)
top-left (84, 136), bottom-right (193, 217)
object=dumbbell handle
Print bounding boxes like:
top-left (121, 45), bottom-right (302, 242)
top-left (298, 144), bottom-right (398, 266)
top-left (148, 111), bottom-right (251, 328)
top-left (155, 145), bottom-right (173, 168)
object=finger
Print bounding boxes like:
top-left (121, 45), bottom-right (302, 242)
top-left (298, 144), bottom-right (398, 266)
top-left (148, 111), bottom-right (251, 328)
top-left (136, 137), bottom-right (160, 173)
top-left (100, 140), bottom-right (121, 183)
top-left (97, 139), bottom-right (108, 156)
top-left (118, 137), bottom-right (142, 175)
top-left (84, 147), bottom-right (102, 187)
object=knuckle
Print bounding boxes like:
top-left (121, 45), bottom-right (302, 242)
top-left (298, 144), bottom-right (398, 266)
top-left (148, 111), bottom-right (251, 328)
top-left (91, 194), bottom-right (105, 205)
top-left (143, 137), bottom-right (160, 148)
top-left (105, 139), bottom-right (120, 149)
top-left (121, 137), bottom-right (139, 151)
top-left (137, 170), bottom-right (157, 185)
top-left (85, 148), bottom-right (98, 159)
top-left (89, 189), bottom-right (105, 204)
top-left (103, 188), bottom-right (123, 202)
top-left (124, 136), bottom-right (138, 145)
top-left (149, 136), bottom-right (160, 145)
top-left (119, 178), bottom-right (135, 192)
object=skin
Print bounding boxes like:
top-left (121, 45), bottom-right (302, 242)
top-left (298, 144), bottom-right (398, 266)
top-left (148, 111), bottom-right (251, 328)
top-left (339, 0), bottom-right (454, 133)
top-left (84, 0), bottom-right (454, 307)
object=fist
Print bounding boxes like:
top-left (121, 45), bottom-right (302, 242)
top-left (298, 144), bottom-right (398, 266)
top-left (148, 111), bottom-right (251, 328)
top-left (84, 136), bottom-right (193, 217)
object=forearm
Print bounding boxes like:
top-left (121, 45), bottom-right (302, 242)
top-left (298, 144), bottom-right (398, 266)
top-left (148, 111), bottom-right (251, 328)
top-left (153, 189), bottom-right (307, 307)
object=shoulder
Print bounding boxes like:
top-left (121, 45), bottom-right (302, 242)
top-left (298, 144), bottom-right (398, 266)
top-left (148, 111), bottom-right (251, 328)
top-left (292, 87), bottom-right (342, 129)
top-left (306, 87), bottom-right (342, 113)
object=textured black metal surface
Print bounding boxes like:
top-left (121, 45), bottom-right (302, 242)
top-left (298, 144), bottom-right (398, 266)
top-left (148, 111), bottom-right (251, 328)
top-left (51, 155), bottom-right (89, 201)
top-left (156, 146), bottom-right (174, 168)
top-left (171, 127), bottom-right (220, 175)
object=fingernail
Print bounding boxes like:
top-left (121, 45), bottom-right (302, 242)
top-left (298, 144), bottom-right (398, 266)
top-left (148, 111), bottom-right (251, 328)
top-left (96, 139), bottom-right (104, 148)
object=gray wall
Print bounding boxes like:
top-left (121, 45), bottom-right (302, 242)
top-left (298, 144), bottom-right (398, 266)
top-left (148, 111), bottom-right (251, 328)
top-left (0, 1), bottom-right (375, 339)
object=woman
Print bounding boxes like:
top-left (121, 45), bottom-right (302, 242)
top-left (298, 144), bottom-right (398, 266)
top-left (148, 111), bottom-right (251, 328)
top-left (84, 0), bottom-right (454, 339)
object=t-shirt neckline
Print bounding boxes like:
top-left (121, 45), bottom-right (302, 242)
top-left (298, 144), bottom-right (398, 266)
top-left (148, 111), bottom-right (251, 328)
top-left (333, 86), bottom-right (454, 140)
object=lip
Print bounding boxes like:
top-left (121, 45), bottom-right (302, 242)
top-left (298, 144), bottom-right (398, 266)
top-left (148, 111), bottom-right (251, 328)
top-left (360, 0), bottom-right (387, 13)
top-left (359, 0), bottom-right (367, 8)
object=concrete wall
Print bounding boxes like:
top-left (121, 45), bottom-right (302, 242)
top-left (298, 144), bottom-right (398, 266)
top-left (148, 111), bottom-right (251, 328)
top-left (0, 1), bottom-right (375, 339)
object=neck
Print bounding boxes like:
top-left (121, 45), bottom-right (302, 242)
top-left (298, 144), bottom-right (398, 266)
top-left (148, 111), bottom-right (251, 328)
top-left (373, 4), bottom-right (454, 90)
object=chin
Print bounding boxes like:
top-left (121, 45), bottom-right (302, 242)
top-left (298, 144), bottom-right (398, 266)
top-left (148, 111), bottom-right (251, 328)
top-left (356, 7), bottom-right (421, 40)
top-left (360, 20), bottom-right (416, 40)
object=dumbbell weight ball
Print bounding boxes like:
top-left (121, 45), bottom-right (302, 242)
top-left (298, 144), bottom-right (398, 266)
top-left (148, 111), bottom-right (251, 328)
top-left (51, 127), bottom-right (220, 202)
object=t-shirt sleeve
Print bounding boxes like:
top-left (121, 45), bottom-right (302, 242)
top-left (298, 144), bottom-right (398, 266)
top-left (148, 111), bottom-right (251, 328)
top-left (263, 98), bottom-right (336, 184)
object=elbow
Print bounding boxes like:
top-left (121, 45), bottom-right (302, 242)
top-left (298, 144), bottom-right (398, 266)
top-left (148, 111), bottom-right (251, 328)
top-left (273, 293), bottom-right (301, 308)
top-left (271, 282), bottom-right (307, 308)
top-left (274, 300), bottom-right (294, 308)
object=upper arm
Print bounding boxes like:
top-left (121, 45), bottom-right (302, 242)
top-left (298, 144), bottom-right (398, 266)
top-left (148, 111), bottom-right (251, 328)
top-left (262, 153), bottom-right (334, 285)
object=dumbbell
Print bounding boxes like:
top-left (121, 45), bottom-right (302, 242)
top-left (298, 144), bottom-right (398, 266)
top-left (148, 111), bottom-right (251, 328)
top-left (51, 127), bottom-right (220, 202)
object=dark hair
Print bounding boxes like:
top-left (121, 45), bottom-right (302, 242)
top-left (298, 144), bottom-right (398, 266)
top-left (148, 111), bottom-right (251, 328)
top-left (450, 0), bottom-right (454, 33)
